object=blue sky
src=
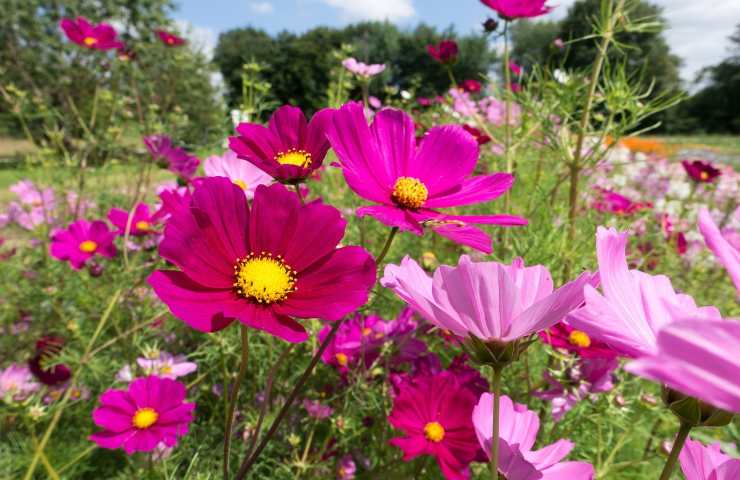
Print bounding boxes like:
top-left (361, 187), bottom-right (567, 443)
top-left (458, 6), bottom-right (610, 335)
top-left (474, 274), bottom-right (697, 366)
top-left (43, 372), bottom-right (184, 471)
top-left (174, 0), bottom-right (740, 84)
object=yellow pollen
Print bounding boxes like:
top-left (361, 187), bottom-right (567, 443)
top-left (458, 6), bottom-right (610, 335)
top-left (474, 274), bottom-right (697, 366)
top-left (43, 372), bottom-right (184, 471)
top-left (234, 253), bottom-right (297, 304)
top-left (132, 407), bottom-right (158, 429)
top-left (160, 365), bottom-right (173, 374)
top-left (424, 421), bottom-right (445, 442)
top-left (569, 330), bottom-right (591, 348)
top-left (362, 327), bottom-right (372, 336)
top-left (83, 37), bottom-right (97, 46)
top-left (335, 353), bottom-right (348, 366)
top-left (392, 177), bottom-right (428, 209)
top-left (275, 149), bottom-right (312, 168)
top-left (135, 221), bottom-right (151, 231)
top-left (233, 179), bottom-right (248, 191)
top-left (79, 240), bottom-right (97, 253)
top-left (700, 171), bottom-right (709, 181)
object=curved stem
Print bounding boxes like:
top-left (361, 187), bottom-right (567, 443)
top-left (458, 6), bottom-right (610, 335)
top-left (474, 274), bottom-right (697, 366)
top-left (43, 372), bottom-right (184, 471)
top-left (223, 326), bottom-right (249, 479)
top-left (658, 422), bottom-right (691, 480)
top-left (293, 184), bottom-right (305, 205)
top-left (375, 227), bottom-right (399, 265)
top-left (234, 319), bottom-right (345, 479)
top-left (490, 367), bottom-right (503, 480)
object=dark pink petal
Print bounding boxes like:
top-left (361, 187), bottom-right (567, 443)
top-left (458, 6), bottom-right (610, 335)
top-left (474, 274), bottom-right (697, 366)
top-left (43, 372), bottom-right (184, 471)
top-left (123, 429), bottom-right (161, 454)
top-left (424, 173), bottom-right (514, 208)
top-left (357, 205), bottom-right (422, 234)
top-left (190, 177), bottom-right (249, 261)
top-left (89, 429), bottom-right (135, 451)
top-left (305, 108), bottom-right (334, 164)
top-left (389, 436), bottom-right (428, 461)
top-left (281, 200), bottom-right (347, 272)
top-left (249, 183), bottom-right (301, 255)
top-left (268, 105), bottom-right (308, 152)
top-left (92, 406), bottom-right (134, 432)
top-left (413, 125), bottom-right (478, 196)
top-left (229, 123), bottom-right (282, 175)
top-left (370, 109), bottom-right (416, 179)
top-left (431, 223), bottom-right (492, 253)
top-left (236, 303), bottom-right (308, 343)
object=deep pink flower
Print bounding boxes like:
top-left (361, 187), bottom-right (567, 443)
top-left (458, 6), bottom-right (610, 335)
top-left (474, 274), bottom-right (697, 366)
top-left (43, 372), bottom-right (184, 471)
top-left (203, 150), bottom-right (273, 200)
top-left (539, 322), bottom-right (617, 359)
top-left (591, 187), bottom-right (651, 216)
top-left (303, 398), bottom-right (334, 419)
top-left (473, 394), bottom-right (594, 479)
top-left (626, 318), bottom-right (740, 413)
top-left (698, 208), bottom-right (740, 293)
top-left (679, 438), bottom-right (740, 480)
top-left (382, 255), bottom-right (595, 343)
top-left (89, 376), bottom-right (195, 454)
top-left (427, 40), bottom-right (459, 64)
top-left (143, 135), bottom-right (200, 180)
top-left (480, 0), bottom-right (554, 20)
top-left (388, 370), bottom-right (483, 480)
top-left (681, 159), bottom-right (721, 183)
top-left (461, 124), bottom-right (491, 146)
top-left (509, 61), bottom-right (523, 76)
top-left (108, 203), bottom-right (159, 237)
top-left (229, 105), bottom-right (334, 184)
top-left (49, 219), bottom-right (117, 270)
top-left (155, 29), bottom-right (186, 47)
top-left (147, 178), bottom-right (375, 342)
top-left (327, 102), bottom-right (527, 253)
top-left (60, 17), bottom-right (123, 50)
top-left (116, 45), bottom-right (136, 61)
top-left (342, 58), bottom-right (386, 78)
top-left (567, 227), bottom-right (721, 358)
top-left (0, 363), bottom-right (39, 401)
top-left (554, 38), bottom-right (565, 49)
top-left (153, 185), bottom-right (192, 222)
top-left (460, 80), bottom-right (482, 93)
top-left (28, 336), bottom-right (71, 386)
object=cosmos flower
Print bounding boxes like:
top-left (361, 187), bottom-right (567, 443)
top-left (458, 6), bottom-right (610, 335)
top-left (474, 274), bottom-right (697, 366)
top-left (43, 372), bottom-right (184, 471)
top-left (626, 318), bottom-right (740, 414)
top-left (153, 184), bottom-right (192, 222)
top-left (229, 105), bottom-right (334, 184)
top-left (89, 376), bottom-right (195, 454)
top-left (337, 455), bottom-right (357, 480)
top-left (591, 187), bottom-right (651, 216)
top-left (28, 336), bottom-right (72, 386)
top-left (698, 208), bottom-right (740, 293)
top-left (567, 227), bottom-right (721, 358)
top-left (148, 178), bottom-right (375, 342)
top-left (460, 80), bottom-right (482, 93)
top-left (49, 219), bottom-right (117, 270)
top-left (60, 17), bottom-right (123, 50)
top-left (539, 322), bottom-right (617, 359)
top-left (155, 29), bottom-right (186, 47)
top-left (342, 58), bottom-right (386, 78)
top-left (303, 399), bottom-right (333, 419)
top-left (0, 363), bottom-right (39, 401)
top-left (388, 370), bottom-right (484, 480)
top-left (473, 393), bottom-right (594, 479)
top-left (137, 352), bottom-right (197, 380)
top-left (461, 125), bottom-right (492, 146)
top-left (143, 135), bottom-right (200, 180)
top-left (679, 438), bottom-right (740, 480)
top-left (202, 150), bottom-right (273, 200)
top-left (327, 102), bottom-right (527, 253)
top-left (681, 159), bottom-right (721, 183)
top-left (108, 203), bottom-right (159, 237)
top-left (427, 40), bottom-right (459, 64)
top-left (480, 0), bottom-right (554, 20)
top-left (509, 61), bottom-right (523, 76)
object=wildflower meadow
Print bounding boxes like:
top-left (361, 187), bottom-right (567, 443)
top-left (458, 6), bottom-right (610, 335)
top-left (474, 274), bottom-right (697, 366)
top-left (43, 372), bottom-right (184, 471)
top-left (1, 1), bottom-right (739, 479)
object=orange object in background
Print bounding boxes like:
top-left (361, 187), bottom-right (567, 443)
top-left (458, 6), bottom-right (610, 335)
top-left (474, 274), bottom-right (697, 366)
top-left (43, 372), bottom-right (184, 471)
top-left (619, 137), bottom-right (669, 156)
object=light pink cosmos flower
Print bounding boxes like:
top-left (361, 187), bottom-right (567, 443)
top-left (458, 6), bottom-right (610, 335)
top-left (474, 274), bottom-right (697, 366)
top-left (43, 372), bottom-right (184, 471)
top-left (137, 352), bottom-right (197, 380)
top-left (698, 208), bottom-right (740, 293)
top-left (0, 363), bottom-right (39, 401)
top-left (625, 318), bottom-right (740, 414)
top-left (381, 255), bottom-right (595, 343)
top-left (203, 150), bottom-right (273, 200)
top-left (567, 227), bottom-right (721, 358)
top-left (303, 398), bottom-right (333, 419)
top-left (337, 454), bottom-right (357, 479)
top-left (473, 394), bottom-right (594, 479)
top-left (679, 438), bottom-right (740, 480)
top-left (342, 58), bottom-right (386, 78)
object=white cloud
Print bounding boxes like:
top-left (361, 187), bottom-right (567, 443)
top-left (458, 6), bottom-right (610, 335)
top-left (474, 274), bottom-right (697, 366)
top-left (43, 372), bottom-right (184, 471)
top-left (248, 1), bottom-right (274, 14)
top-left (174, 19), bottom-right (218, 60)
top-left (322, 0), bottom-right (415, 22)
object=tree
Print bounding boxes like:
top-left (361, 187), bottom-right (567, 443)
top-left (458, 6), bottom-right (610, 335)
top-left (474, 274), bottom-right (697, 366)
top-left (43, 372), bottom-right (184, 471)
top-left (510, 20), bottom-right (561, 70)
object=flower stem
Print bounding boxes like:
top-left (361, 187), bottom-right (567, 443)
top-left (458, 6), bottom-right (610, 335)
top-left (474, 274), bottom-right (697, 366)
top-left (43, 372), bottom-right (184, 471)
top-left (223, 326), bottom-right (249, 479)
top-left (658, 422), bottom-right (691, 480)
top-left (491, 367), bottom-right (502, 480)
top-left (374, 227), bottom-right (399, 265)
top-left (294, 184), bottom-right (305, 205)
top-left (234, 318), bottom-right (345, 479)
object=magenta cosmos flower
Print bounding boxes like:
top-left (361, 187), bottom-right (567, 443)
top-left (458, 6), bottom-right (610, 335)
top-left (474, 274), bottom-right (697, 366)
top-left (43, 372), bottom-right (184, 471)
top-left (147, 177), bottom-right (375, 342)
top-left (591, 187), bottom-right (651, 216)
top-left (143, 135), bottom-right (200, 180)
top-left (460, 79), bottom-right (482, 93)
top-left (427, 40), bottom-right (459, 64)
top-left (480, 0), bottom-right (554, 20)
top-left (50, 219), bottom-right (117, 270)
top-left (473, 393), bottom-right (594, 479)
top-left (567, 227), bottom-right (721, 358)
top-left (342, 58), bottom-right (386, 78)
top-left (382, 255), bottom-right (595, 344)
top-left (389, 370), bottom-right (484, 480)
top-left (89, 376), bottom-right (195, 454)
top-left (699, 208), bottom-right (740, 293)
top-left (327, 102), bottom-right (527, 253)
top-left (155, 29), bottom-right (186, 47)
top-left (539, 322), bottom-right (617, 359)
top-left (679, 438), bottom-right (740, 480)
top-left (625, 318), bottom-right (740, 413)
top-left (681, 159), bottom-right (721, 183)
top-left (60, 17), bottom-right (123, 50)
top-left (229, 105), bottom-right (334, 184)
top-left (203, 150), bottom-right (273, 200)
top-left (108, 203), bottom-right (159, 237)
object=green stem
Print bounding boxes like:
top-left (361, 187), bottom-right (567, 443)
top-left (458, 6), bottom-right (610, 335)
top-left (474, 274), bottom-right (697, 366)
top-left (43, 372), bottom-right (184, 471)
top-left (446, 66), bottom-right (457, 89)
top-left (223, 326), bottom-right (249, 479)
top-left (374, 227), bottom-right (399, 265)
top-left (491, 367), bottom-right (502, 480)
top-left (658, 423), bottom-right (691, 480)
top-left (294, 183), bottom-right (305, 205)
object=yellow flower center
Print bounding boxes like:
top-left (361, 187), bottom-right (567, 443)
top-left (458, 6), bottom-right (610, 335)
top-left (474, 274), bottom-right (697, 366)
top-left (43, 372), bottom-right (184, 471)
top-left (135, 221), bottom-right (151, 231)
top-left (568, 330), bottom-right (592, 348)
top-left (233, 179), bottom-right (248, 191)
top-left (275, 149), bottom-right (312, 168)
top-left (160, 365), bottom-right (173, 374)
top-left (83, 37), bottom-right (97, 46)
top-left (167, 38), bottom-right (175, 45)
top-left (79, 240), bottom-right (98, 253)
top-left (392, 177), bottom-right (428, 209)
top-left (132, 407), bottom-right (159, 429)
top-left (234, 253), bottom-right (297, 304)
top-left (424, 421), bottom-right (445, 442)
top-left (335, 353), bottom-right (348, 366)
top-left (362, 327), bottom-right (372, 336)
top-left (700, 171), bottom-right (709, 181)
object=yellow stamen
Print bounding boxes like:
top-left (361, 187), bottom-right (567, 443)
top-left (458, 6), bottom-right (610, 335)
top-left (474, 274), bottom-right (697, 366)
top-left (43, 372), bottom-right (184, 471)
top-left (233, 179), bottom-right (248, 191)
top-left (569, 330), bottom-right (591, 348)
top-left (234, 253), bottom-right (297, 304)
top-left (79, 240), bottom-right (97, 253)
top-left (160, 365), bottom-right (173, 374)
top-left (132, 407), bottom-right (158, 429)
top-left (83, 37), bottom-right (97, 46)
top-left (392, 177), bottom-right (428, 209)
top-left (699, 171), bottom-right (709, 181)
top-left (275, 149), bottom-right (312, 168)
top-left (424, 421), bottom-right (445, 442)
top-left (362, 327), bottom-right (372, 336)
top-left (335, 353), bottom-right (348, 366)
top-left (135, 221), bottom-right (151, 231)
